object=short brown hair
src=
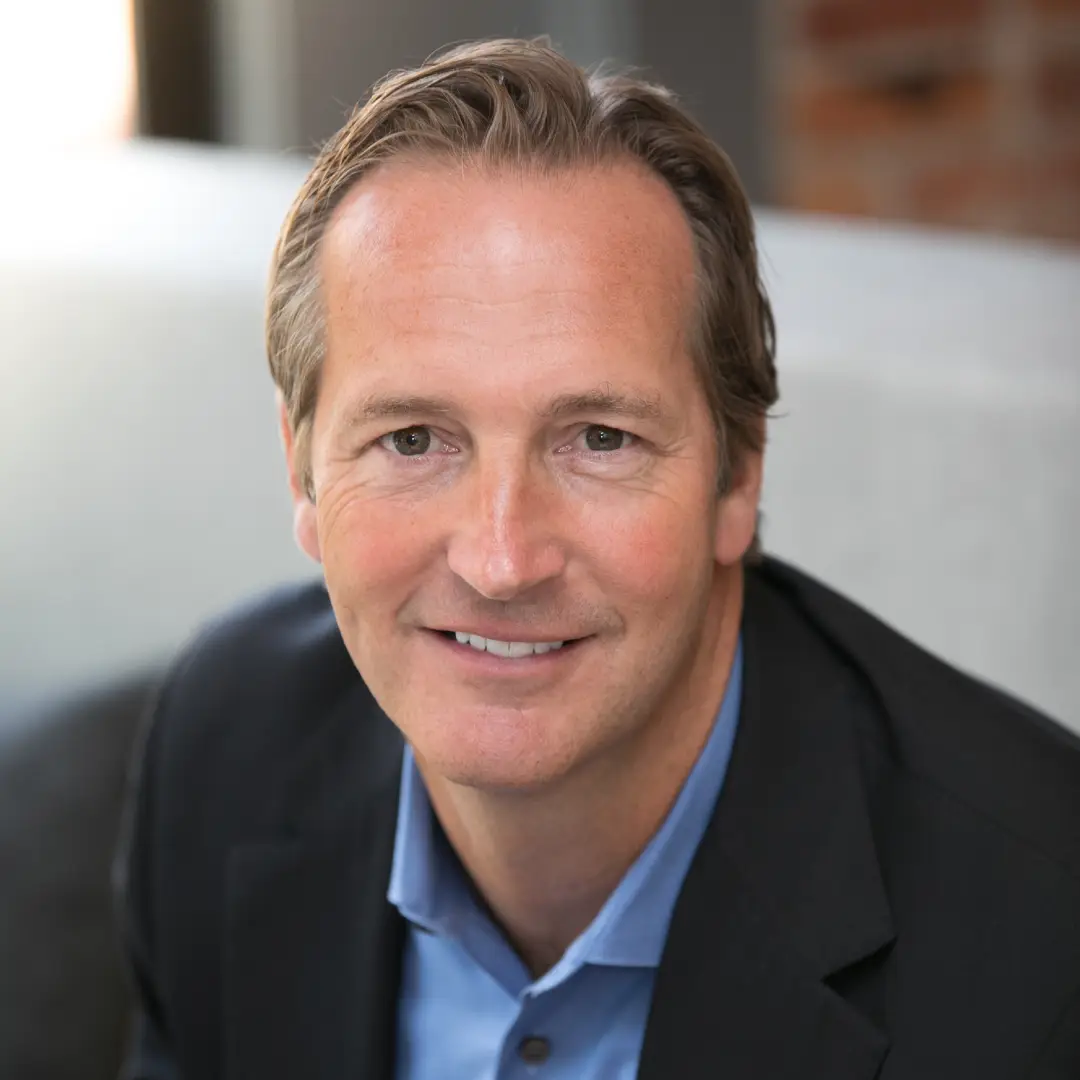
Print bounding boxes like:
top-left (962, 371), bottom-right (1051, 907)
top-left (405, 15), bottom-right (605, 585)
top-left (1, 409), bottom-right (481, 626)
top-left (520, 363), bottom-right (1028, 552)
top-left (267, 38), bottom-right (777, 551)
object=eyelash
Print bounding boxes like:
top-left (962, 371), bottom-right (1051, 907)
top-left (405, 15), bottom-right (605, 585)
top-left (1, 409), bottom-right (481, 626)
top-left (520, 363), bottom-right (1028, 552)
top-left (373, 425), bottom-right (638, 461)
top-left (374, 428), bottom-right (457, 461)
top-left (558, 426), bottom-right (638, 457)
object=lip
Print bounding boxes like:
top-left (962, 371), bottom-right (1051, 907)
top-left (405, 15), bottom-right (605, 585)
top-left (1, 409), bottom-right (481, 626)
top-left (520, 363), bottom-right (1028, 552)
top-left (430, 625), bottom-right (584, 645)
top-left (422, 627), bottom-right (591, 677)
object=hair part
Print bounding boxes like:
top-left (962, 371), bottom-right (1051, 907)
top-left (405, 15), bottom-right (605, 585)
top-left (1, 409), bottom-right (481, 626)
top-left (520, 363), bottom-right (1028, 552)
top-left (267, 37), bottom-right (778, 558)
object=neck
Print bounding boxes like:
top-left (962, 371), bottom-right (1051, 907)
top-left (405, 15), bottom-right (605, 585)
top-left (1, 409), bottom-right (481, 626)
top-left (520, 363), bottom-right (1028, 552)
top-left (416, 569), bottom-right (744, 977)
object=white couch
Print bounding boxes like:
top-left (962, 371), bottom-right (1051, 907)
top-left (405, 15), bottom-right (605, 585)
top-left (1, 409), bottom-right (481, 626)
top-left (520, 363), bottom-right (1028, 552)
top-left (1, 140), bottom-right (1077, 727)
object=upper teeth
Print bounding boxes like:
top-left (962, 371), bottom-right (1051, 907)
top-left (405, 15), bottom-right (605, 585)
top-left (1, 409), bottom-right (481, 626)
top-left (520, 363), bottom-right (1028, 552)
top-left (455, 632), bottom-right (565, 658)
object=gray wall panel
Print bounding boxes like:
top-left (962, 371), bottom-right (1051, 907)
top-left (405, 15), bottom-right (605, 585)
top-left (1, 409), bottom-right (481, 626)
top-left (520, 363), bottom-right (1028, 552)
top-left (215, 0), bottom-right (764, 196)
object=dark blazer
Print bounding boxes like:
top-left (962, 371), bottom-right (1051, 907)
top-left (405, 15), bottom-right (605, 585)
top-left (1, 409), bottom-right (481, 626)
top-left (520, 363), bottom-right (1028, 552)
top-left (0, 672), bottom-right (157, 1080)
top-left (117, 558), bottom-right (1080, 1079)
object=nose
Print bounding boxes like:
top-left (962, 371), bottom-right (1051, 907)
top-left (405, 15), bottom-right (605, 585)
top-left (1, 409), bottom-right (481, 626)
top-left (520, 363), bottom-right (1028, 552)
top-left (445, 453), bottom-right (567, 601)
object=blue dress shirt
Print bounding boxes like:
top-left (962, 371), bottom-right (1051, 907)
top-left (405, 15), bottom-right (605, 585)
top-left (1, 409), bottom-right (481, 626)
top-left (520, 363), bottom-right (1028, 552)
top-left (388, 639), bottom-right (743, 1079)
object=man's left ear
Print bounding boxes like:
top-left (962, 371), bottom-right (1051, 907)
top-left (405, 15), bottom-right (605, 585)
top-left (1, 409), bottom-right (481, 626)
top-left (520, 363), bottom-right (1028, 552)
top-left (714, 442), bottom-right (764, 567)
top-left (277, 393), bottom-right (322, 565)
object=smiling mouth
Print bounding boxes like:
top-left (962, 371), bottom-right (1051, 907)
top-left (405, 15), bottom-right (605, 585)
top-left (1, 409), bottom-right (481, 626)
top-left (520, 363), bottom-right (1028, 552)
top-left (434, 629), bottom-right (588, 659)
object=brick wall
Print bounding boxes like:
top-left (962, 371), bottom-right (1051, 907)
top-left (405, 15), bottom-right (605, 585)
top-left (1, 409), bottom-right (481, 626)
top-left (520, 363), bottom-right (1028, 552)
top-left (768, 0), bottom-right (1080, 242)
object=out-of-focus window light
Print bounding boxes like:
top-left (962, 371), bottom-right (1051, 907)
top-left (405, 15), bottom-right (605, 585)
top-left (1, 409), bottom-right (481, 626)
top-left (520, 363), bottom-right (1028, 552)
top-left (0, 0), bottom-right (135, 157)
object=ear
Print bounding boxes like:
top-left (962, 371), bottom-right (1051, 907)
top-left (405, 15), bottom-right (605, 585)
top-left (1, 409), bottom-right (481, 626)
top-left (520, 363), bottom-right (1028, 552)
top-left (714, 435), bottom-right (764, 567)
top-left (277, 393), bottom-right (321, 564)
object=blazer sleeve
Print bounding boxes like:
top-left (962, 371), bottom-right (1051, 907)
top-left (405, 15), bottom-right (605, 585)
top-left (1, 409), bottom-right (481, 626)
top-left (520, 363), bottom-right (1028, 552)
top-left (114, 677), bottom-right (183, 1080)
top-left (1029, 984), bottom-right (1080, 1080)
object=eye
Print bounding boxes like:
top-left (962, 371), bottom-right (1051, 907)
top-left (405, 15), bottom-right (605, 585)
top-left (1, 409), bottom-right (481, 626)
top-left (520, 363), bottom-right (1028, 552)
top-left (582, 425), bottom-right (633, 452)
top-left (380, 426), bottom-right (433, 456)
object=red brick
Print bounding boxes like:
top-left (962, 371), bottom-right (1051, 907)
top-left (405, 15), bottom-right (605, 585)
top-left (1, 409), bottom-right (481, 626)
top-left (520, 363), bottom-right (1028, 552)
top-left (908, 158), bottom-right (1033, 223)
top-left (905, 148), bottom-right (1080, 238)
top-left (789, 68), bottom-right (994, 140)
top-left (1036, 51), bottom-right (1080, 122)
top-left (1045, 145), bottom-right (1080, 188)
top-left (1028, 208), bottom-right (1080, 244)
top-left (783, 168), bottom-right (882, 216)
top-left (805, 0), bottom-right (989, 46)
top-left (1029, 0), bottom-right (1080, 15)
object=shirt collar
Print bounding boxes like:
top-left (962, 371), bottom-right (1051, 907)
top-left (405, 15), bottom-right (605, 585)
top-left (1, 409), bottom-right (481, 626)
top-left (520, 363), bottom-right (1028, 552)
top-left (388, 637), bottom-right (743, 970)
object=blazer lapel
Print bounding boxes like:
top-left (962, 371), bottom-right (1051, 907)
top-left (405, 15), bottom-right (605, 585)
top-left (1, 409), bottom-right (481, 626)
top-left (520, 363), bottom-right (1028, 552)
top-left (223, 688), bottom-right (407, 1080)
top-left (638, 844), bottom-right (889, 1080)
top-left (638, 570), bottom-right (895, 1080)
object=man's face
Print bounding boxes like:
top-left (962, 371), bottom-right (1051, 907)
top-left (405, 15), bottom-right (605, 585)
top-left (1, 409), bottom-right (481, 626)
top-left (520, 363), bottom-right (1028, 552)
top-left (293, 159), bottom-right (759, 792)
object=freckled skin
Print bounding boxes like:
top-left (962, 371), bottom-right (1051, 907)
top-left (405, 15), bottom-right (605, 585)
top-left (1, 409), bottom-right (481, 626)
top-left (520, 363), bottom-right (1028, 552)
top-left (282, 159), bottom-right (760, 801)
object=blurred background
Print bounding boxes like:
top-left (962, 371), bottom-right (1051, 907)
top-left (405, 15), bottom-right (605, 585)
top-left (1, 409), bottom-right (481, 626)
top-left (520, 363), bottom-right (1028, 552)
top-left (0, 3), bottom-right (1077, 1075)
top-left (5, 0), bottom-right (1078, 233)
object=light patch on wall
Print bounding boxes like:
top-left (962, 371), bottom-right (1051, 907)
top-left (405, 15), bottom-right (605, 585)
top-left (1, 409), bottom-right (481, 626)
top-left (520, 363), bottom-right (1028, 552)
top-left (0, 0), bottom-right (135, 153)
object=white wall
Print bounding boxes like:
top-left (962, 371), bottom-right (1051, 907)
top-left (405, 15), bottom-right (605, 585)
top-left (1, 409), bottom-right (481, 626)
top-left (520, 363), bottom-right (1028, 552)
top-left (758, 216), bottom-right (1080, 722)
top-left (0, 145), bottom-right (311, 710)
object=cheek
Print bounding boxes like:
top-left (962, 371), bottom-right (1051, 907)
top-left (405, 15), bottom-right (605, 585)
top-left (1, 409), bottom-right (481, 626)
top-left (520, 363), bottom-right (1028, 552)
top-left (318, 493), bottom-right (434, 607)
top-left (582, 493), bottom-right (715, 609)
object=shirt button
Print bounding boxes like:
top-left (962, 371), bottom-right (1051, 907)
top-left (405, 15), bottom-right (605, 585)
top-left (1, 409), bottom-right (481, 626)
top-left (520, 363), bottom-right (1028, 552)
top-left (518, 1035), bottom-right (551, 1065)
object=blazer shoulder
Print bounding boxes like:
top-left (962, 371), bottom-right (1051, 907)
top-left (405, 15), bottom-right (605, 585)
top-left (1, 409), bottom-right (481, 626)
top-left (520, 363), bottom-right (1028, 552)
top-left (165, 578), bottom-right (356, 714)
top-left (145, 581), bottom-right (369, 816)
top-left (755, 558), bottom-right (1080, 880)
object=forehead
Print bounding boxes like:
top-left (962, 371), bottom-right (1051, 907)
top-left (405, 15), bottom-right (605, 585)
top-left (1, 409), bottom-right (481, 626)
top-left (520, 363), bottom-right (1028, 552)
top-left (319, 158), bottom-right (698, 339)
top-left (313, 161), bottom-right (710, 440)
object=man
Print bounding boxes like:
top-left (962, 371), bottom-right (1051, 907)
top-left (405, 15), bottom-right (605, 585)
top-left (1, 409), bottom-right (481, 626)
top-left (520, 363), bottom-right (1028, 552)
top-left (118, 38), bottom-right (1080, 1080)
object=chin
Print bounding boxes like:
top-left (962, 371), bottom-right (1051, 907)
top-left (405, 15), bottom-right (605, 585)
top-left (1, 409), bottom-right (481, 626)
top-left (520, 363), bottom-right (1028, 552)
top-left (405, 703), bottom-right (590, 795)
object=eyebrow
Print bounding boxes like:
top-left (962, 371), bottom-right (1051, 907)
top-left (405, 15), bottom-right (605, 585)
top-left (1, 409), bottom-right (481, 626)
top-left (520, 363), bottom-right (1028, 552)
top-left (541, 389), bottom-right (669, 424)
top-left (343, 395), bottom-right (456, 423)
top-left (339, 388), bottom-right (671, 428)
